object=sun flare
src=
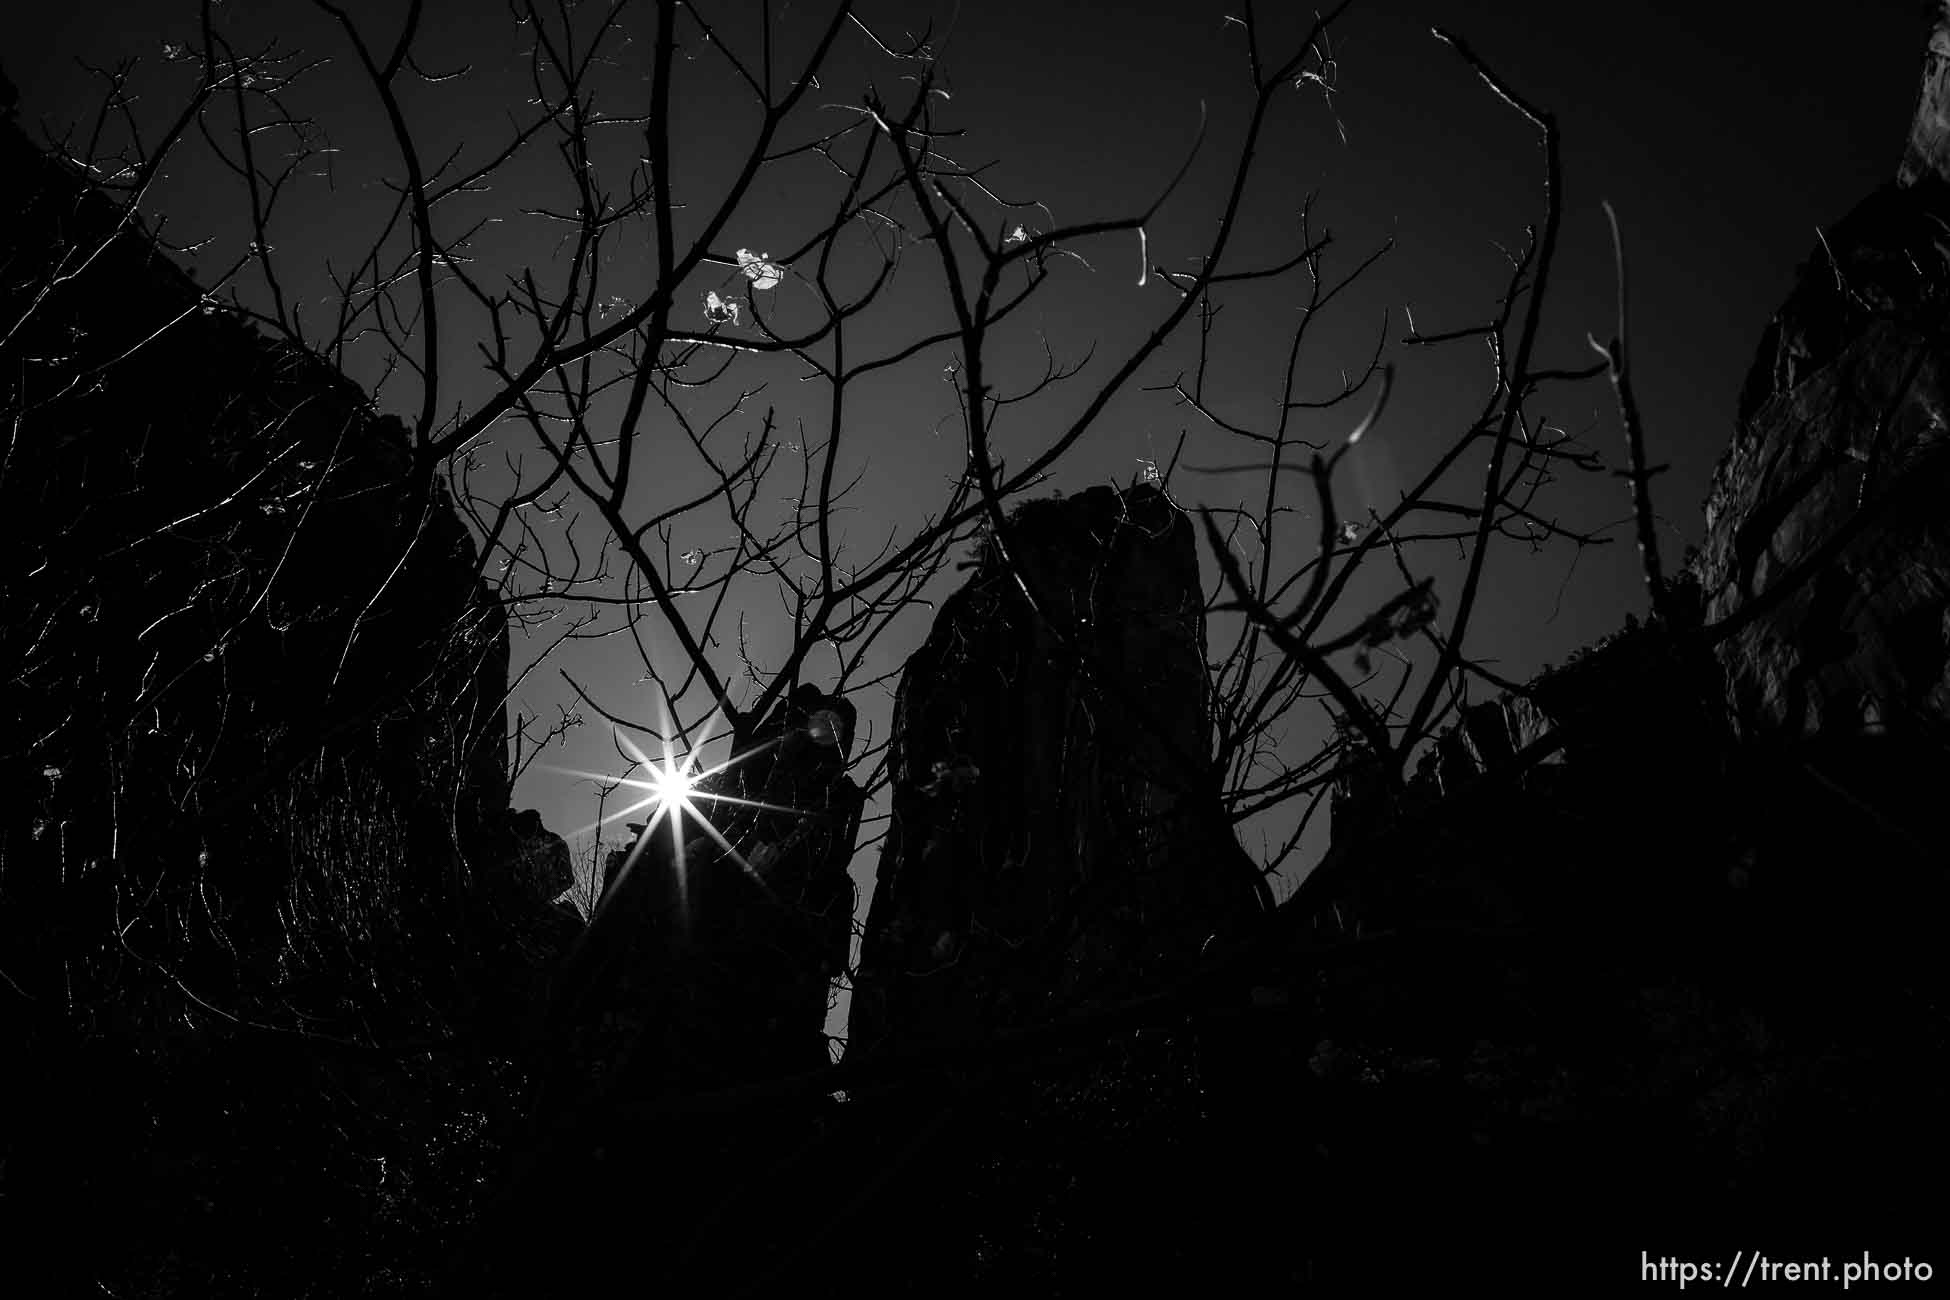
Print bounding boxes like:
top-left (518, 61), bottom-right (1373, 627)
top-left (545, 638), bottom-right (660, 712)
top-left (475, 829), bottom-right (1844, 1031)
top-left (544, 693), bottom-right (806, 920)
top-left (647, 755), bottom-right (697, 812)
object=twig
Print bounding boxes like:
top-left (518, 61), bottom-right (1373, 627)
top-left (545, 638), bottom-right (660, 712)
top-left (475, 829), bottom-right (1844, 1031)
top-left (1587, 199), bottom-right (1671, 624)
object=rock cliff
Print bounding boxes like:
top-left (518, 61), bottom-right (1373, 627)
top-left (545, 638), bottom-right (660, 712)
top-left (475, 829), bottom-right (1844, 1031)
top-left (1696, 2), bottom-right (1950, 748)
top-left (1, 94), bottom-right (569, 1294)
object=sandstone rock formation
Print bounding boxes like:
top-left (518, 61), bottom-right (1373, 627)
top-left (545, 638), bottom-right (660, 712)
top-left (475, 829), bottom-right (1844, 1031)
top-left (1696, 0), bottom-right (1950, 748)
top-left (850, 482), bottom-right (1264, 1056)
top-left (1899, 1), bottom-right (1950, 189)
top-left (1, 93), bottom-right (568, 1294)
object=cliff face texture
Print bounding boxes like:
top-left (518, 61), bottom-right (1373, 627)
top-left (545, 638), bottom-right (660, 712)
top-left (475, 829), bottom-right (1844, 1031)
top-left (1, 101), bottom-right (569, 1293)
top-left (1695, 6), bottom-right (1950, 749)
top-left (850, 483), bottom-right (1263, 1056)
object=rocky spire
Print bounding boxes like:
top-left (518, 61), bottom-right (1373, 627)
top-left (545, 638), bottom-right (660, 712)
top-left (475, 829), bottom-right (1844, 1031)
top-left (850, 482), bottom-right (1263, 1057)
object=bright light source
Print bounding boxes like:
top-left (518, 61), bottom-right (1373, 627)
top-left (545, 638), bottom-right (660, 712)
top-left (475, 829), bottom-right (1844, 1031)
top-left (545, 689), bottom-right (832, 921)
top-left (650, 759), bottom-right (696, 809)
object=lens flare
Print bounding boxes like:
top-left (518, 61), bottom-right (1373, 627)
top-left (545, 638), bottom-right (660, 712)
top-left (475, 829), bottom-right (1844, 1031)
top-left (648, 755), bottom-right (696, 810)
top-left (546, 691), bottom-right (806, 923)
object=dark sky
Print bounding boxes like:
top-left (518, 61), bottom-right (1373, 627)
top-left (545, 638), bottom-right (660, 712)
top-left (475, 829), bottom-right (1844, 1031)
top-left (6, 1), bottom-right (1928, 940)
